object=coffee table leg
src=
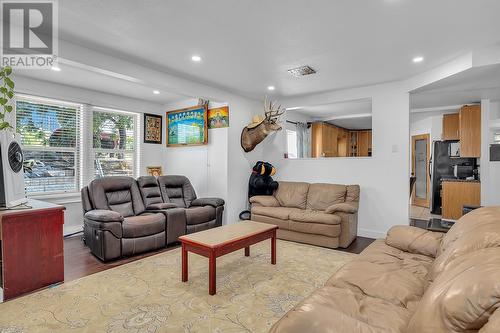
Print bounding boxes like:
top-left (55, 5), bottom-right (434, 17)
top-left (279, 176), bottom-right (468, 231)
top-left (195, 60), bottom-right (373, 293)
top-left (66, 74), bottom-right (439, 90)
top-left (244, 246), bottom-right (250, 257)
top-left (209, 251), bottom-right (216, 295)
top-left (182, 243), bottom-right (188, 282)
top-left (271, 230), bottom-right (276, 265)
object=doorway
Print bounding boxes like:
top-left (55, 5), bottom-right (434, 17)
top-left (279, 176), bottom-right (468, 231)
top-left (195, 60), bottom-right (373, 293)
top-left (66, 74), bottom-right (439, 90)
top-left (411, 134), bottom-right (430, 207)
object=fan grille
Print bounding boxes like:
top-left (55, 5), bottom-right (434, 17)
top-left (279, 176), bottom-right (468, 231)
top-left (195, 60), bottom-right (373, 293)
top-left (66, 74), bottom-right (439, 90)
top-left (8, 141), bottom-right (23, 173)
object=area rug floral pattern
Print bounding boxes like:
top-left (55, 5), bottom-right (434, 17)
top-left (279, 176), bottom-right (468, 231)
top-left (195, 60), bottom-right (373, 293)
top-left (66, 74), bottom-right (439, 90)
top-left (0, 240), bottom-right (354, 333)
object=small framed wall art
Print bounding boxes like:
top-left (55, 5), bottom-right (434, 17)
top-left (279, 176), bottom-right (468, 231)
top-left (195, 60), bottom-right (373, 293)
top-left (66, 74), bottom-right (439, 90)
top-left (143, 113), bottom-right (163, 144)
top-left (208, 106), bottom-right (229, 129)
top-left (146, 166), bottom-right (163, 177)
top-left (166, 105), bottom-right (208, 146)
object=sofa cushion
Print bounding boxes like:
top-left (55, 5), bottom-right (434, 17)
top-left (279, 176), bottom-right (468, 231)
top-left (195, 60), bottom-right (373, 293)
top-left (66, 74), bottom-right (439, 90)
top-left (122, 213), bottom-right (165, 238)
top-left (269, 286), bottom-right (412, 333)
top-left (289, 220), bottom-right (341, 237)
top-left (251, 206), bottom-right (301, 220)
top-left (407, 247), bottom-right (500, 333)
top-left (274, 181), bottom-right (309, 209)
top-left (251, 214), bottom-right (290, 231)
top-left (386, 226), bottom-right (443, 258)
top-left (289, 210), bottom-right (341, 225)
top-left (249, 195), bottom-right (280, 207)
top-left (157, 175), bottom-right (197, 208)
top-left (432, 206), bottom-right (500, 280)
top-left (306, 183), bottom-right (347, 211)
top-left (185, 206), bottom-right (216, 225)
top-left (346, 184), bottom-right (360, 204)
top-left (327, 239), bottom-right (434, 309)
top-left (147, 202), bottom-right (178, 210)
top-left (324, 202), bottom-right (357, 214)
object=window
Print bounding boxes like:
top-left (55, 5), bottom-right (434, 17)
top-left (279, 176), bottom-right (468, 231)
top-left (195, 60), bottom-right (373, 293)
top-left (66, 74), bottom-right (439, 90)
top-left (286, 129), bottom-right (298, 159)
top-left (15, 95), bottom-right (141, 196)
top-left (92, 108), bottom-right (137, 179)
top-left (16, 97), bottom-right (81, 194)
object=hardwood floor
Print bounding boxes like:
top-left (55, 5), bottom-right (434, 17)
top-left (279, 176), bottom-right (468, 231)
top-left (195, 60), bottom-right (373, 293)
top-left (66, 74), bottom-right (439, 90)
top-left (63, 234), bottom-right (375, 282)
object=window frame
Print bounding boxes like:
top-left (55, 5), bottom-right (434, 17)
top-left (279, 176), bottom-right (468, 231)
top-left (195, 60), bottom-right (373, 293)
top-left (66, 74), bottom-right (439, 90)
top-left (15, 94), bottom-right (142, 199)
top-left (15, 94), bottom-right (82, 196)
top-left (91, 106), bottom-right (140, 181)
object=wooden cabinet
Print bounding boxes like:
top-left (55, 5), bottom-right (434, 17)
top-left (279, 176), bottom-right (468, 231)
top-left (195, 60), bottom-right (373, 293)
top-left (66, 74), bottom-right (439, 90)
top-left (311, 122), bottom-right (338, 157)
top-left (442, 113), bottom-right (460, 140)
top-left (358, 130), bottom-right (371, 157)
top-left (337, 128), bottom-right (349, 157)
top-left (459, 105), bottom-right (481, 157)
top-left (312, 122), bottom-right (372, 157)
top-left (0, 199), bottom-right (65, 301)
top-left (442, 181), bottom-right (480, 220)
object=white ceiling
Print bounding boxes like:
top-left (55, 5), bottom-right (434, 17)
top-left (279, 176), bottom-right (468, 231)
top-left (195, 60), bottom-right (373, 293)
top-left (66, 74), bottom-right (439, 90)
top-left (291, 98), bottom-right (372, 119)
top-left (328, 116), bottom-right (372, 130)
top-left (288, 98), bottom-right (372, 129)
top-left (15, 61), bottom-right (189, 104)
top-left (46, 0), bottom-right (500, 99)
top-left (410, 63), bottom-right (500, 109)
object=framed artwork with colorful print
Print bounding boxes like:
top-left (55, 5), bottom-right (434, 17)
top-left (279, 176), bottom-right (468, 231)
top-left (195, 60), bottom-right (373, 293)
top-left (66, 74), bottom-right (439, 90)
top-left (166, 105), bottom-right (208, 146)
top-left (144, 113), bottom-right (162, 144)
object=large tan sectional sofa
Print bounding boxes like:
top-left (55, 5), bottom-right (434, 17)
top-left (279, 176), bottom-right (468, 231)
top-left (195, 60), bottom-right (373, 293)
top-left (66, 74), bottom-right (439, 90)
top-left (250, 181), bottom-right (359, 248)
top-left (270, 206), bottom-right (500, 333)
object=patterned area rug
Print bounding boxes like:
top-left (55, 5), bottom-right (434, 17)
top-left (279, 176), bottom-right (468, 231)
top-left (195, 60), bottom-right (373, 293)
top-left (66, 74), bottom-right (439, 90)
top-left (0, 240), bottom-right (354, 333)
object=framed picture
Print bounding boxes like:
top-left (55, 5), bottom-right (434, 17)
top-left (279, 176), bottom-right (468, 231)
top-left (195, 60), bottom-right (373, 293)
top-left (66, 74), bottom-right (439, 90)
top-left (208, 106), bottom-right (229, 129)
top-left (166, 105), bottom-right (208, 146)
top-left (146, 166), bottom-right (163, 177)
top-left (143, 113), bottom-right (162, 144)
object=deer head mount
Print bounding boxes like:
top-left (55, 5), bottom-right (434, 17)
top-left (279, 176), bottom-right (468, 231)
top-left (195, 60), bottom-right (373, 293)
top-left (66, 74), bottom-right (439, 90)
top-left (241, 97), bottom-right (285, 152)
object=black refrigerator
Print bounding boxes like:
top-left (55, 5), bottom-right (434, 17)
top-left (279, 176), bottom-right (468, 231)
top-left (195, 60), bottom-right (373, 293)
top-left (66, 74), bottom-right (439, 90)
top-left (430, 141), bottom-right (477, 214)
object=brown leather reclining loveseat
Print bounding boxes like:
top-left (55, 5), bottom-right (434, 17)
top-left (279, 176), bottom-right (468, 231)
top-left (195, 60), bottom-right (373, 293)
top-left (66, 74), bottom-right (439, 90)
top-left (251, 181), bottom-right (359, 248)
top-left (82, 175), bottom-right (224, 261)
top-left (269, 206), bottom-right (500, 333)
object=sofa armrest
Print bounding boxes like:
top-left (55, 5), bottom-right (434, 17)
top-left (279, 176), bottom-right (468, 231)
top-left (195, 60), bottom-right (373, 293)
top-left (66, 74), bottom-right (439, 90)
top-left (84, 210), bottom-right (124, 223)
top-left (325, 202), bottom-right (358, 214)
top-left (250, 195), bottom-right (280, 207)
top-left (386, 225), bottom-right (443, 258)
top-left (191, 197), bottom-right (225, 208)
top-left (146, 202), bottom-right (178, 210)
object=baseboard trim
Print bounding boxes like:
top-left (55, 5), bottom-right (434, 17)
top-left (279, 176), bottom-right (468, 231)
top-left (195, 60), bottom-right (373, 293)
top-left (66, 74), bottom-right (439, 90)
top-left (358, 228), bottom-right (385, 239)
top-left (64, 225), bottom-right (83, 237)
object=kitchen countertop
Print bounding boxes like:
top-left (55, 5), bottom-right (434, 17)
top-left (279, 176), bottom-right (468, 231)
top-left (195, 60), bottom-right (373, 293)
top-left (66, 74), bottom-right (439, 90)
top-left (441, 178), bottom-right (480, 183)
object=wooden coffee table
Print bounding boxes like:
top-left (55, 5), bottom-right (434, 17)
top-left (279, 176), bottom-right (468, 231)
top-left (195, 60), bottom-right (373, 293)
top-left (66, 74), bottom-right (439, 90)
top-left (179, 221), bottom-right (278, 295)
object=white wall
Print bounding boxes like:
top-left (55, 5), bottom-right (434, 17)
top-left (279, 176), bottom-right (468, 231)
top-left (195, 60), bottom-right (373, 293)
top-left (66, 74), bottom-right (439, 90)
top-left (481, 100), bottom-right (500, 205)
top-left (259, 82), bottom-right (410, 238)
top-left (162, 99), bottom-right (229, 224)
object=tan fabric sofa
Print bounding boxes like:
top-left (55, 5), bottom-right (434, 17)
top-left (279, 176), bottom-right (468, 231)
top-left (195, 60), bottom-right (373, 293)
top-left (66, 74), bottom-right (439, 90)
top-left (250, 181), bottom-right (359, 248)
top-left (269, 206), bottom-right (500, 333)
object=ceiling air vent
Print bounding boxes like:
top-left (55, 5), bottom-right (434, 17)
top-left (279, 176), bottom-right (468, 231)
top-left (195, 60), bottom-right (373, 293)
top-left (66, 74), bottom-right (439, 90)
top-left (287, 65), bottom-right (317, 77)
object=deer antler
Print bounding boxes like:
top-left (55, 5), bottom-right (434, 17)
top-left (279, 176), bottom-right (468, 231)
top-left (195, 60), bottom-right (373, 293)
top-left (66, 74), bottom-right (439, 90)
top-left (264, 96), bottom-right (285, 120)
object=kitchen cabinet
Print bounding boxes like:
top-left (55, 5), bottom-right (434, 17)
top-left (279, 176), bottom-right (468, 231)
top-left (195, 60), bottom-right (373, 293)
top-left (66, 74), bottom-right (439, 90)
top-left (442, 181), bottom-right (480, 220)
top-left (442, 113), bottom-right (460, 140)
top-left (358, 130), bottom-right (371, 157)
top-left (459, 105), bottom-right (481, 157)
top-left (312, 123), bottom-right (372, 157)
top-left (311, 122), bottom-right (338, 157)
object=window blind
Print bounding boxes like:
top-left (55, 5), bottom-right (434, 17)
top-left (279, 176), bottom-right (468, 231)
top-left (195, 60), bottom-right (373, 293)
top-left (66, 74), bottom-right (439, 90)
top-left (16, 98), bottom-right (81, 194)
top-left (92, 108), bottom-right (137, 179)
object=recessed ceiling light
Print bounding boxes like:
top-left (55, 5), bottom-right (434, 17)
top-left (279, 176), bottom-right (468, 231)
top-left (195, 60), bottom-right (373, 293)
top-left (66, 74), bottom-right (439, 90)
top-left (413, 56), bottom-right (424, 63)
top-left (153, 90), bottom-right (160, 95)
top-left (51, 66), bottom-right (61, 71)
top-left (267, 86), bottom-right (275, 91)
top-left (191, 55), bottom-right (202, 62)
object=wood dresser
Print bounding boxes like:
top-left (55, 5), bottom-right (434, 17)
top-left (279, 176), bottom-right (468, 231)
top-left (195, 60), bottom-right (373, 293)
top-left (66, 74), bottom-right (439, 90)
top-left (0, 199), bottom-right (65, 302)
